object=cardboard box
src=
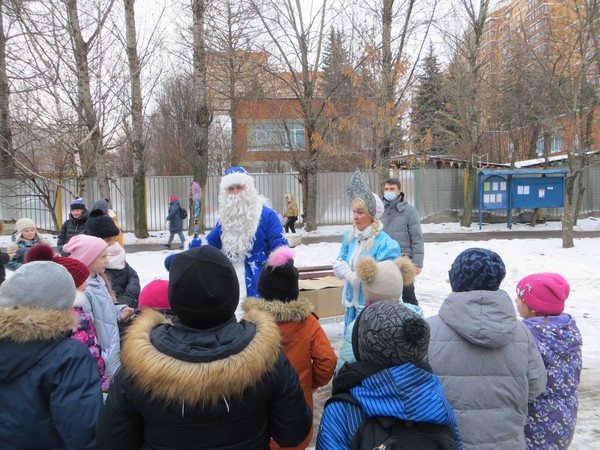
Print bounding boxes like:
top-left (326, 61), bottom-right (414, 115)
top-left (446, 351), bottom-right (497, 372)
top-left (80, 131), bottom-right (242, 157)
top-left (298, 276), bottom-right (345, 318)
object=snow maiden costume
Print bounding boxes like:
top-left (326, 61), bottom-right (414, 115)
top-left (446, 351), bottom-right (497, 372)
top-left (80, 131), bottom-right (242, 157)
top-left (207, 167), bottom-right (288, 297)
top-left (333, 170), bottom-right (401, 329)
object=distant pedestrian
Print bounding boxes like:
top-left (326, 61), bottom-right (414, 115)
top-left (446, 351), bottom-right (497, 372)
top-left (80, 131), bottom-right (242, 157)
top-left (283, 193), bottom-right (299, 233)
top-left (57, 198), bottom-right (89, 255)
top-left (164, 194), bottom-right (185, 249)
top-left (427, 248), bottom-right (547, 450)
top-left (381, 178), bottom-right (424, 306)
top-left (516, 273), bottom-right (582, 450)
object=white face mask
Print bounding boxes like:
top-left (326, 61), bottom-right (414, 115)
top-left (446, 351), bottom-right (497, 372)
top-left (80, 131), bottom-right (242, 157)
top-left (383, 191), bottom-right (397, 201)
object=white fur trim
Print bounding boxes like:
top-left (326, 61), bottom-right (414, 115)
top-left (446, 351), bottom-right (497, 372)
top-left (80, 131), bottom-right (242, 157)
top-left (220, 172), bottom-right (255, 191)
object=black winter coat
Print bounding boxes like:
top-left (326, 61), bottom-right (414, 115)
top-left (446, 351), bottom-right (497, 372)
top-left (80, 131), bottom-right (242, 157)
top-left (106, 262), bottom-right (141, 308)
top-left (57, 211), bottom-right (90, 255)
top-left (0, 307), bottom-right (103, 449)
top-left (97, 308), bottom-right (312, 450)
top-left (0, 251), bottom-right (8, 285)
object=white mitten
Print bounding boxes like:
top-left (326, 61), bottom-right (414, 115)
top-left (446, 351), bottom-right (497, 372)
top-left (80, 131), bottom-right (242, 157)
top-left (333, 259), bottom-right (352, 280)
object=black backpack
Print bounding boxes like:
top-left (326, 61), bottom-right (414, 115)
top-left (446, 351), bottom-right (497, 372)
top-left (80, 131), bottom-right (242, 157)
top-left (179, 207), bottom-right (188, 219)
top-left (325, 392), bottom-right (460, 450)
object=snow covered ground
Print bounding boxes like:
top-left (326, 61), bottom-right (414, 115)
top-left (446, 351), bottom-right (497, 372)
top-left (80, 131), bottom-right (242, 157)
top-left (2, 218), bottom-right (599, 448)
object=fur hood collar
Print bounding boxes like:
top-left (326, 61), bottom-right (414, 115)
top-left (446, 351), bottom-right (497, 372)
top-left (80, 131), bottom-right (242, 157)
top-left (242, 297), bottom-right (313, 323)
top-left (121, 307), bottom-right (281, 407)
top-left (0, 307), bottom-right (76, 343)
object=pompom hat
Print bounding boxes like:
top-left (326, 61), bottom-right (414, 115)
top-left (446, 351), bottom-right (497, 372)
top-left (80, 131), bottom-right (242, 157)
top-left (356, 256), bottom-right (416, 303)
top-left (352, 302), bottom-right (431, 369)
top-left (0, 261), bottom-right (76, 310)
top-left (516, 273), bottom-right (570, 315)
top-left (448, 247), bottom-right (506, 292)
top-left (63, 234), bottom-right (108, 267)
top-left (168, 246), bottom-right (239, 329)
top-left (220, 166), bottom-right (255, 192)
top-left (257, 247), bottom-right (299, 302)
top-left (25, 245), bottom-right (90, 288)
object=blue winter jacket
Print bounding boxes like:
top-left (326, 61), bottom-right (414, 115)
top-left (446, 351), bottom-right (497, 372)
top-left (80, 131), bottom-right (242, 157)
top-left (316, 363), bottom-right (462, 450)
top-left (6, 237), bottom-right (46, 271)
top-left (337, 230), bottom-right (401, 311)
top-left (166, 200), bottom-right (184, 232)
top-left (0, 307), bottom-right (103, 449)
top-left (207, 205), bottom-right (288, 297)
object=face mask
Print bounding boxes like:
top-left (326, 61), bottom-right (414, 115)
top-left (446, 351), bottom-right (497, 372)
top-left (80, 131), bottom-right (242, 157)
top-left (383, 192), bottom-right (397, 201)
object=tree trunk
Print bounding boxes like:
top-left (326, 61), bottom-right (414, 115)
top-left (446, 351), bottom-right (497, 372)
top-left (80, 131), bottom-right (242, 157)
top-left (192, 0), bottom-right (211, 233)
top-left (460, 166), bottom-right (476, 227)
top-left (305, 170), bottom-right (318, 232)
top-left (0, 0), bottom-right (14, 177)
top-left (562, 171), bottom-right (576, 248)
top-left (379, 0), bottom-right (394, 168)
top-left (66, 0), bottom-right (110, 200)
top-left (123, 0), bottom-right (148, 238)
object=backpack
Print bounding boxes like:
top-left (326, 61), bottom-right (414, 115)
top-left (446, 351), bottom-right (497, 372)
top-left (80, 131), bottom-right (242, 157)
top-left (325, 392), bottom-right (460, 450)
top-left (179, 207), bottom-right (188, 219)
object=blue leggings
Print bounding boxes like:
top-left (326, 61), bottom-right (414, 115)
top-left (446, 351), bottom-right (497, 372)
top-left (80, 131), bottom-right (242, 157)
top-left (167, 230), bottom-right (186, 246)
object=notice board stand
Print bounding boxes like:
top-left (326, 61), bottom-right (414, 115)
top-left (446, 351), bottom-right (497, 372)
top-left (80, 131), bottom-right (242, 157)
top-left (478, 169), bottom-right (568, 229)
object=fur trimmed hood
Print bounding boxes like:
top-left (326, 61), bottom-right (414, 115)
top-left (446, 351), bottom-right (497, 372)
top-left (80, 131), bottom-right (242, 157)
top-left (0, 307), bottom-right (76, 343)
top-left (242, 297), bottom-right (313, 323)
top-left (121, 307), bottom-right (282, 407)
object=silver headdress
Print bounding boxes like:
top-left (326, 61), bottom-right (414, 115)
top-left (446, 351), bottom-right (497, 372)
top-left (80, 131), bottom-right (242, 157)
top-left (346, 169), bottom-right (377, 217)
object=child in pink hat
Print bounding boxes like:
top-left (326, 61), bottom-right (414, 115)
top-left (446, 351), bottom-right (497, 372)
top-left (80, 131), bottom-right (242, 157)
top-left (515, 273), bottom-right (583, 450)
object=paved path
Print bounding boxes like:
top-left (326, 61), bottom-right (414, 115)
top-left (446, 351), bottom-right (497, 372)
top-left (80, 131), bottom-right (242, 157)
top-left (122, 229), bottom-right (600, 253)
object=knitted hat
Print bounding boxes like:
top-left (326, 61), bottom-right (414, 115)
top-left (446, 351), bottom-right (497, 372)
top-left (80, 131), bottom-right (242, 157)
top-left (356, 256), bottom-right (416, 303)
top-left (70, 198), bottom-right (86, 210)
top-left (139, 280), bottom-right (170, 309)
top-left (448, 248), bottom-right (506, 292)
top-left (164, 254), bottom-right (176, 271)
top-left (63, 234), bottom-right (108, 267)
top-left (25, 245), bottom-right (90, 288)
top-left (168, 246), bottom-right (239, 329)
top-left (352, 302), bottom-right (431, 369)
top-left (90, 199), bottom-right (109, 215)
top-left (516, 273), bottom-right (570, 315)
top-left (220, 166), bottom-right (255, 192)
top-left (257, 247), bottom-right (299, 302)
top-left (86, 214), bottom-right (120, 239)
top-left (0, 261), bottom-right (76, 310)
top-left (169, 194), bottom-right (178, 203)
top-left (14, 218), bottom-right (37, 242)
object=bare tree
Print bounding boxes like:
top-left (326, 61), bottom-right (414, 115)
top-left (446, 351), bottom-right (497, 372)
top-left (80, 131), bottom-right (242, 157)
top-left (439, 0), bottom-right (490, 227)
top-left (123, 0), bottom-right (148, 238)
top-left (0, 0), bottom-right (14, 177)
top-left (191, 0), bottom-right (212, 233)
top-left (249, 0), bottom-right (331, 231)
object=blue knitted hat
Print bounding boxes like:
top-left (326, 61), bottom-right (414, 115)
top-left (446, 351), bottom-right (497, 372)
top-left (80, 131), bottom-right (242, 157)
top-left (448, 248), bottom-right (506, 292)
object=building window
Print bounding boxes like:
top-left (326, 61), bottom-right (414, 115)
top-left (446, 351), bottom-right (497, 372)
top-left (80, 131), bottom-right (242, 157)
top-left (536, 134), bottom-right (563, 156)
top-left (248, 123), bottom-right (305, 151)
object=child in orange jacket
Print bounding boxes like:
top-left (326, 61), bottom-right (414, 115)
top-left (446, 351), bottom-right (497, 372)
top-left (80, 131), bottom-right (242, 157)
top-left (243, 247), bottom-right (337, 450)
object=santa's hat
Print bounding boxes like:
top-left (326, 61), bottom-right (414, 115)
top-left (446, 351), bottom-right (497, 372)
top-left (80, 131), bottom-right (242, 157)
top-left (219, 167), bottom-right (255, 192)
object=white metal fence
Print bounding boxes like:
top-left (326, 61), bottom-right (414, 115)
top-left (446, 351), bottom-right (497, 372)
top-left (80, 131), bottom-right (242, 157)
top-left (1, 166), bottom-right (599, 232)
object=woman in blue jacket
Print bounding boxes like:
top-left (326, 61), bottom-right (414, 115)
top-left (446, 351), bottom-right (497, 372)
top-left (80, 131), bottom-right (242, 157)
top-left (333, 170), bottom-right (401, 329)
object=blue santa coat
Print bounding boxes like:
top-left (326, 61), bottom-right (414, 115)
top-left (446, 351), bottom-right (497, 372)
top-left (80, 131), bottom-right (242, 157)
top-left (206, 205), bottom-right (288, 297)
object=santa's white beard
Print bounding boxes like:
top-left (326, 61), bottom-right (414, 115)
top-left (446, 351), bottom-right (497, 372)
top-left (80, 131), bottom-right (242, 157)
top-left (73, 290), bottom-right (88, 308)
top-left (218, 187), bottom-right (263, 261)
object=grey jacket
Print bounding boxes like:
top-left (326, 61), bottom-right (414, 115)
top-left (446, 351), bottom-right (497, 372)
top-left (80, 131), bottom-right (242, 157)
top-left (427, 290), bottom-right (547, 450)
top-left (381, 196), bottom-right (424, 267)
